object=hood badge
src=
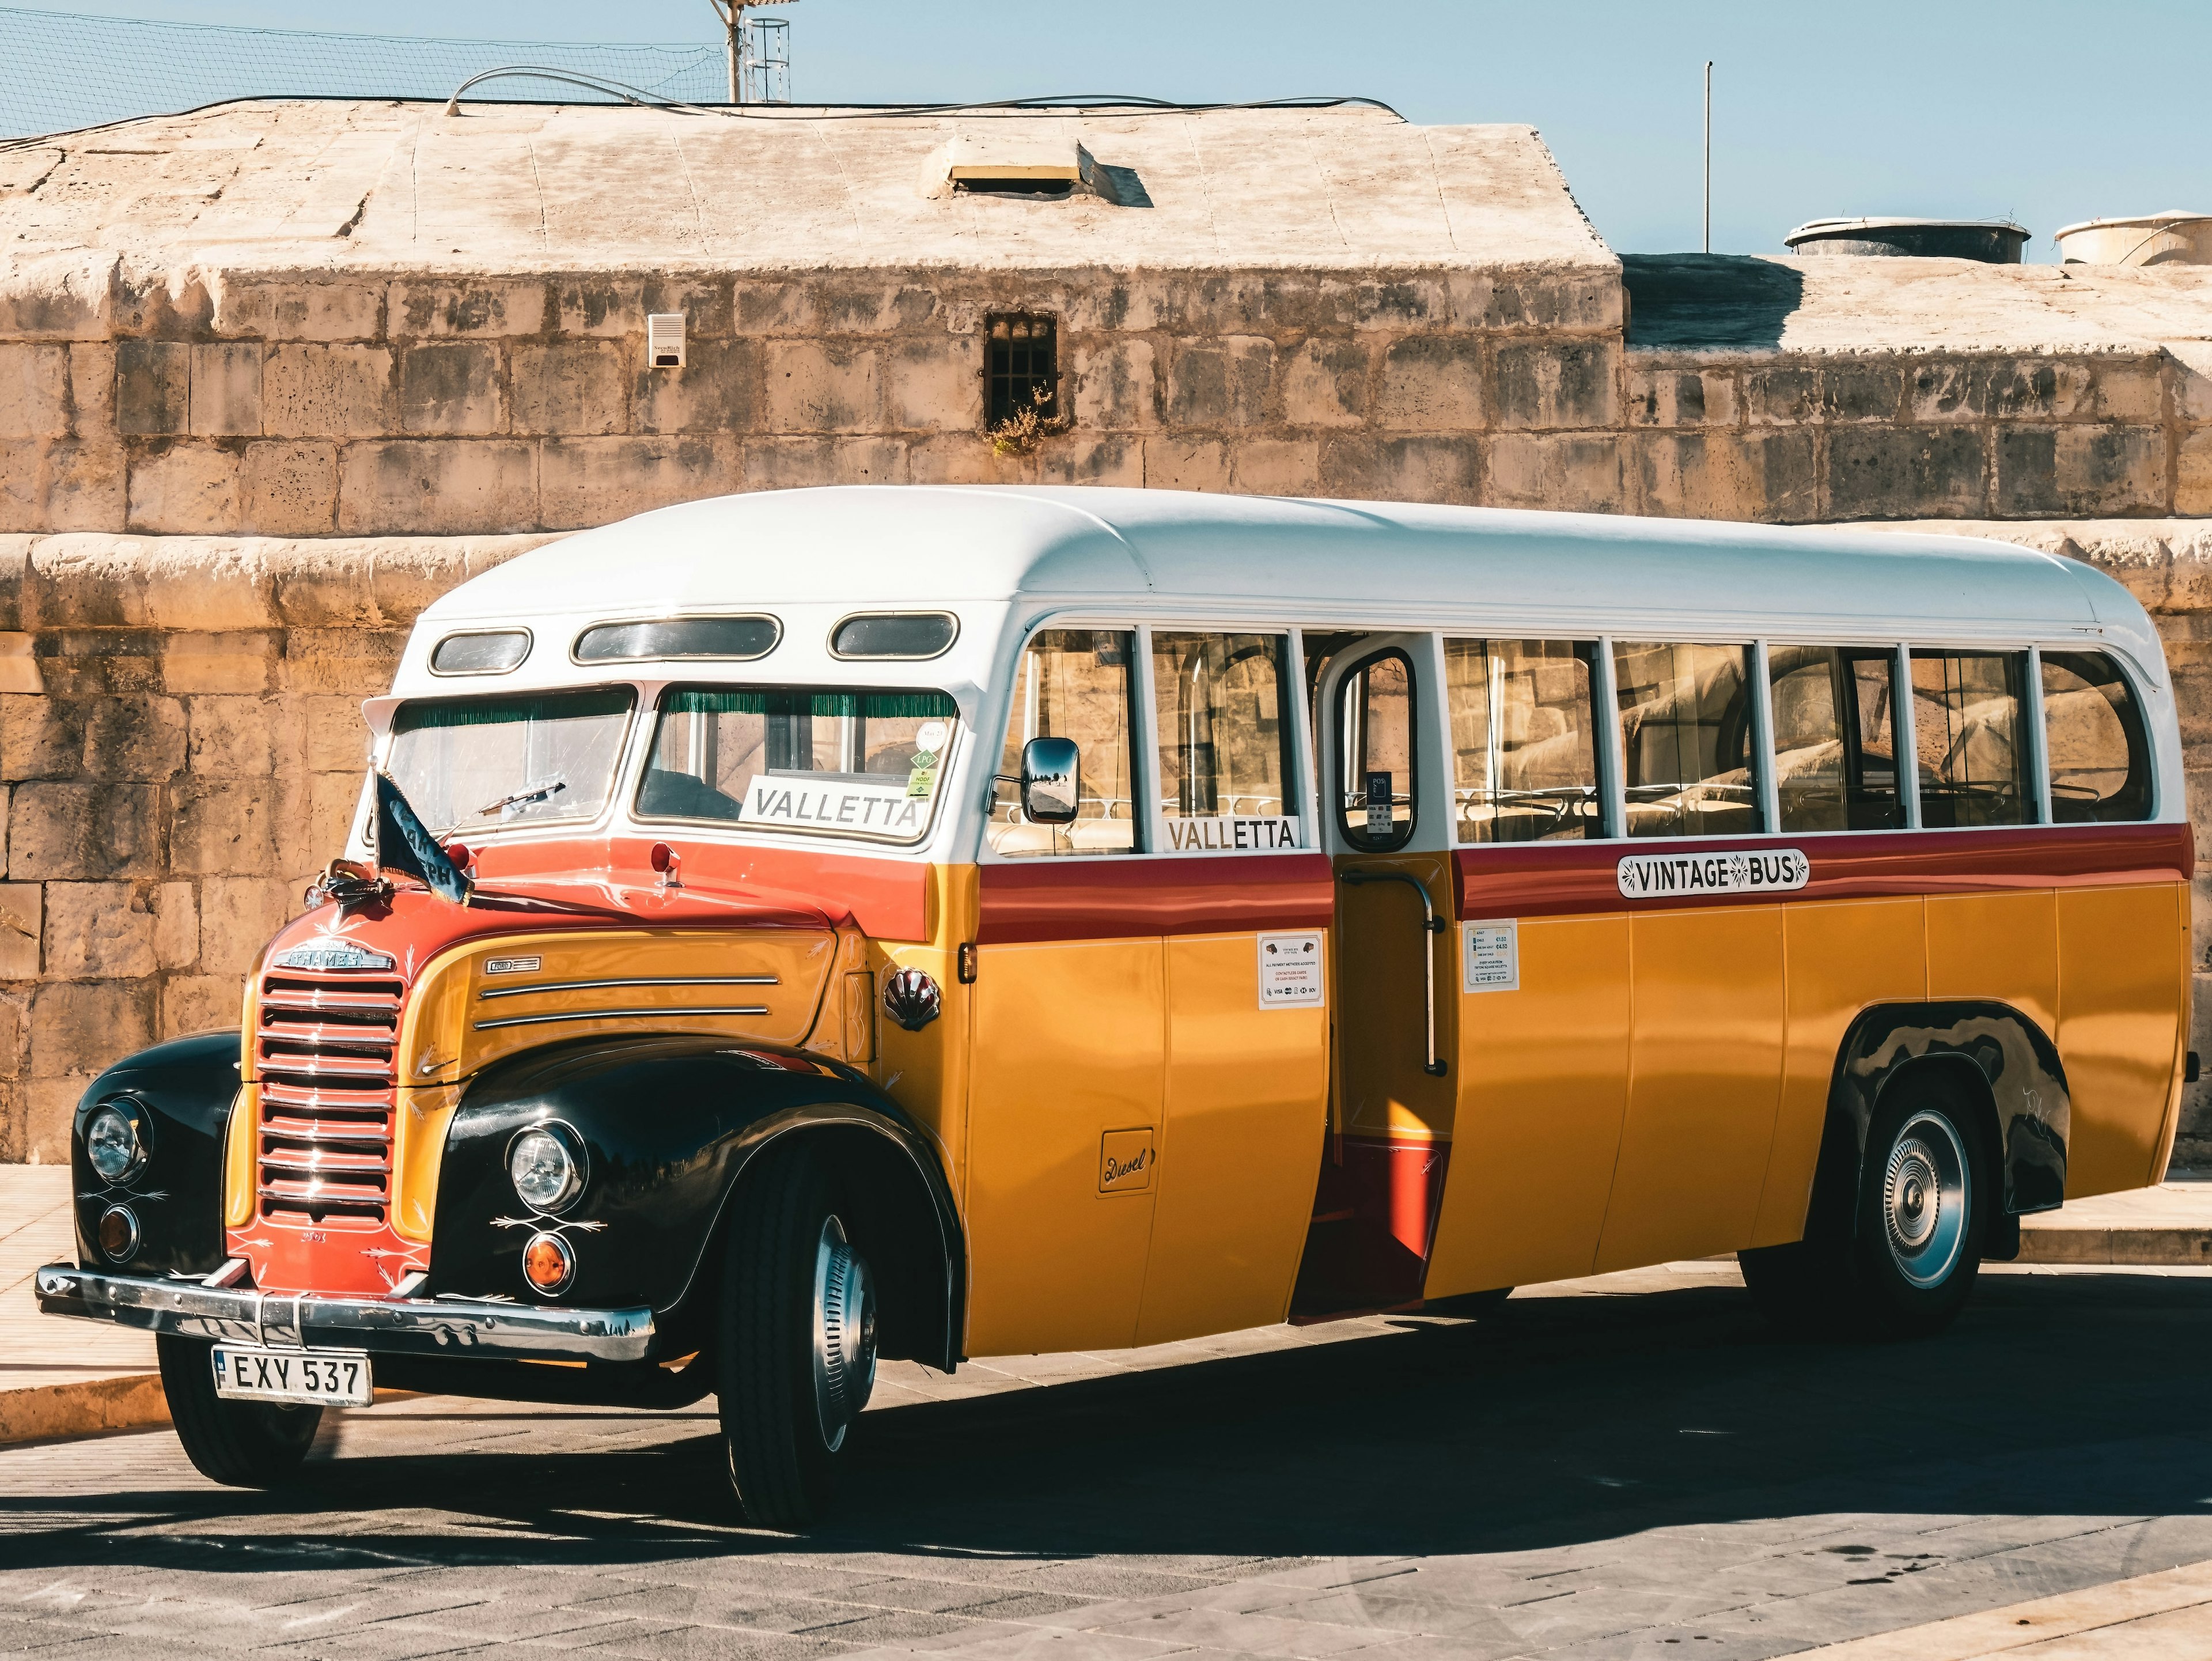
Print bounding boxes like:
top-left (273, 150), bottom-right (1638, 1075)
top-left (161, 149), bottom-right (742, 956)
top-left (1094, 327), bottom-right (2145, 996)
top-left (273, 939), bottom-right (396, 973)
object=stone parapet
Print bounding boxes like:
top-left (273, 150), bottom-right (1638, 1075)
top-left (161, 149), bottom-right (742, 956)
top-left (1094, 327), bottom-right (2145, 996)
top-left (2, 523), bottom-right (2211, 1170)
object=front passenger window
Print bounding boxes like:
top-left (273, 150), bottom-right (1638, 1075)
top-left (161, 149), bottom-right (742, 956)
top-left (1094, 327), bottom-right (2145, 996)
top-left (988, 629), bottom-right (1138, 858)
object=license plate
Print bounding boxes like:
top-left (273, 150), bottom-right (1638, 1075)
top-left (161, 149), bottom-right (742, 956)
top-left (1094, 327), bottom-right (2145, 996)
top-left (211, 1345), bottom-right (372, 1407)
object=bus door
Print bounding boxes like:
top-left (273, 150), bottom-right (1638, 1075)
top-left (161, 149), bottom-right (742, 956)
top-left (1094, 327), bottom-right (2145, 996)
top-left (1295, 632), bottom-right (1459, 1314)
top-left (1132, 628), bottom-right (1332, 1346)
top-left (966, 625), bottom-right (1332, 1354)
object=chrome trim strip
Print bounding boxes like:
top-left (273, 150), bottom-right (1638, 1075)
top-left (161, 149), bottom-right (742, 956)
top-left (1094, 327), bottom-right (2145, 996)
top-left (474, 1006), bottom-right (771, 1031)
top-left (34, 1265), bottom-right (656, 1362)
top-left (478, 975), bottom-right (778, 1001)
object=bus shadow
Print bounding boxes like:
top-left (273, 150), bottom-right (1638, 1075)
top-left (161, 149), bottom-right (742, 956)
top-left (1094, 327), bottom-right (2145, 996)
top-left (9, 1271), bottom-right (2212, 1570)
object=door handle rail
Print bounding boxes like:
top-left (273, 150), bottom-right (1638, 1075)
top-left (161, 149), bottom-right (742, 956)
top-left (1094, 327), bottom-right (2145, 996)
top-left (1341, 869), bottom-right (1448, 1077)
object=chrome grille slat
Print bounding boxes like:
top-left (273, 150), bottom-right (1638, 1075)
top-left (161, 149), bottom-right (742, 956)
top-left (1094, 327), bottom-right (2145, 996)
top-left (256, 966), bottom-right (402, 1226)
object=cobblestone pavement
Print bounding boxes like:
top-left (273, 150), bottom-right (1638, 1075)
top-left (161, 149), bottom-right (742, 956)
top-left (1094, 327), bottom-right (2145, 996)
top-left (7, 1263), bottom-right (2212, 1659)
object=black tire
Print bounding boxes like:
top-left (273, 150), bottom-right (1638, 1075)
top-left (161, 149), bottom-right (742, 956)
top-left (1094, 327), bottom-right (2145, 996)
top-left (717, 1146), bottom-right (876, 1530)
top-left (1738, 1074), bottom-right (1987, 1341)
top-left (155, 1333), bottom-right (321, 1487)
top-left (1846, 1076), bottom-right (1987, 1338)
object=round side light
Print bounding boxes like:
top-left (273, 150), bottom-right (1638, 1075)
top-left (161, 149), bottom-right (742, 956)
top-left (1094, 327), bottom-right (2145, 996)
top-left (97, 1204), bottom-right (139, 1263)
top-left (522, 1231), bottom-right (575, 1296)
top-left (85, 1101), bottom-right (146, 1185)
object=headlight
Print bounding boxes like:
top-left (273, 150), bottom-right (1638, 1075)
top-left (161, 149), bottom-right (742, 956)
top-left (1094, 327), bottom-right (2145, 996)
top-left (509, 1123), bottom-right (585, 1213)
top-left (85, 1103), bottom-right (145, 1184)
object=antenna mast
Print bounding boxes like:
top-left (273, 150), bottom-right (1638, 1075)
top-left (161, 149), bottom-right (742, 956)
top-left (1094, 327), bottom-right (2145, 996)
top-left (709, 0), bottom-right (798, 104)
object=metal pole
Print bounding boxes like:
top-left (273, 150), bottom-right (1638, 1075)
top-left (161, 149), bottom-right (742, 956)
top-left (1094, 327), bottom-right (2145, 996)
top-left (1703, 60), bottom-right (1713, 253)
top-left (711, 1), bottom-right (740, 104)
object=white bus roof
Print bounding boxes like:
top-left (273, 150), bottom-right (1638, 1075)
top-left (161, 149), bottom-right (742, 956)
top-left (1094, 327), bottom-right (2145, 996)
top-left (425, 486), bottom-right (2145, 663)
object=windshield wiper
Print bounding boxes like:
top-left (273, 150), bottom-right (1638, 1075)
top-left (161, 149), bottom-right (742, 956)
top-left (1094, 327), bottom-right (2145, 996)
top-left (468, 777), bottom-right (567, 822)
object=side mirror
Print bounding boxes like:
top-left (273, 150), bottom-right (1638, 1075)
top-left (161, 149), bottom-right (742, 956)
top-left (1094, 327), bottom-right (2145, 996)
top-left (1020, 736), bottom-right (1080, 824)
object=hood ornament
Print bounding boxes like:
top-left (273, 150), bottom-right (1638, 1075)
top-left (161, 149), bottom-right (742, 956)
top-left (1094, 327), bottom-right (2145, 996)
top-left (304, 858), bottom-right (394, 917)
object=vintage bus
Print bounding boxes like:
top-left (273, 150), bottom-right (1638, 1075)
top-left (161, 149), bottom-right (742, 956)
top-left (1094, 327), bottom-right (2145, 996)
top-left (37, 486), bottom-right (2192, 1526)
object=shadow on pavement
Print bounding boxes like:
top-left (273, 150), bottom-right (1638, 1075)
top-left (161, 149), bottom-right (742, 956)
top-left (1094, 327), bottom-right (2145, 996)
top-left (9, 1271), bottom-right (2212, 1571)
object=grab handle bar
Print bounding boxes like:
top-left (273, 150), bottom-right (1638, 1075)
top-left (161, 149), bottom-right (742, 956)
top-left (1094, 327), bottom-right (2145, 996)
top-left (1342, 868), bottom-right (1448, 1077)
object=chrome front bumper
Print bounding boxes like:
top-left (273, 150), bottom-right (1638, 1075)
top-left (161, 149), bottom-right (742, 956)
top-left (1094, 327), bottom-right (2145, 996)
top-left (34, 1265), bottom-right (656, 1364)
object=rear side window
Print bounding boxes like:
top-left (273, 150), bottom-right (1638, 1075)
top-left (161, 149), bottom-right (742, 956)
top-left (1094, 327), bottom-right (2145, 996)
top-left (2042, 651), bottom-right (2153, 822)
top-left (1613, 642), bottom-right (1760, 837)
top-left (1911, 650), bottom-right (2030, 827)
top-left (1768, 646), bottom-right (1905, 831)
top-left (1445, 638), bottom-right (1602, 842)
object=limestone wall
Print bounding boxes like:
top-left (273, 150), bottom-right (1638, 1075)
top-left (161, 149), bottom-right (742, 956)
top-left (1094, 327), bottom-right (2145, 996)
top-left (2, 522), bottom-right (2209, 1174)
top-left (0, 266), bottom-right (1624, 534)
top-left (1, 264), bottom-right (2205, 533)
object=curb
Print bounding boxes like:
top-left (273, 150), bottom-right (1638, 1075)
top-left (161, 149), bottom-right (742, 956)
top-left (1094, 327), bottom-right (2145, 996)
top-left (0, 1374), bottom-right (169, 1448)
top-left (2017, 1227), bottom-right (2212, 1266)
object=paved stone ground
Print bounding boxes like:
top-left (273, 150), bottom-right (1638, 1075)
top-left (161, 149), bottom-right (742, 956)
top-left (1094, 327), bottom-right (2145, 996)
top-left (7, 1262), bottom-right (2212, 1658)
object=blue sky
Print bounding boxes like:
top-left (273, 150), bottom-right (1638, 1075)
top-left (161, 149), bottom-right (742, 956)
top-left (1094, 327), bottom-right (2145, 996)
top-left (19, 1), bottom-right (2211, 258)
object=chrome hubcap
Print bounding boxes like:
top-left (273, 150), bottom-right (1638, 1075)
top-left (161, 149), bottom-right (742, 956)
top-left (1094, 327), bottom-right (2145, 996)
top-left (810, 1216), bottom-right (877, 1452)
top-left (1883, 1110), bottom-right (1969, 1289)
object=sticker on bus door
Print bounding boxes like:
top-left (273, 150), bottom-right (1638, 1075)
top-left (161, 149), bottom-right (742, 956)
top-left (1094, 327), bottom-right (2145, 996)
top-left (1463, 919), bottom-right (1519, 993)
top-left (1257, 932), bottom-right (1325, 1008)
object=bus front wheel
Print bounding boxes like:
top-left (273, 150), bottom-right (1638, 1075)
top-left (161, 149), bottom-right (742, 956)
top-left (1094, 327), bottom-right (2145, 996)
top-left (1740, 1077), bottom-right (1988, 1341)
top-left (155, 1333), bottom-right (321, 1487)
top-left (717, 1145), bottom-right (878, 1529)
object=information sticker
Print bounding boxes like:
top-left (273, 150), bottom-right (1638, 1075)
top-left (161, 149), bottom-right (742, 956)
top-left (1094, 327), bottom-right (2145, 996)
top-left (1257, 932), bottom-right (1325, 1009)
top-left (1462, 919), bottom-right (1519, 993)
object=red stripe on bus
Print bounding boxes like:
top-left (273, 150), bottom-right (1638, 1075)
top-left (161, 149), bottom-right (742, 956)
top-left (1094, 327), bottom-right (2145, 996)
top-left (1452, 821), bottom-right (2192, 920)
top-left (978, 855), bottom-right (1337, 944)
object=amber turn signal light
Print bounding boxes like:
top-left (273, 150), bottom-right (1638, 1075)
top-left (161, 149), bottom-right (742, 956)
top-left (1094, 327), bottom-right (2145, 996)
top-left (96, 1204), bottom-right (139, 1262)
top-left (522, 1230), bottom-right (575, 1296)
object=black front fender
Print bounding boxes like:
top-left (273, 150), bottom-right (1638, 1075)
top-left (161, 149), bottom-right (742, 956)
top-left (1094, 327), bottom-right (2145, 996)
top-left (69, 1030), bottom-right (241, 1280)
top-left (427, 1035), bottom-right (965, 1368)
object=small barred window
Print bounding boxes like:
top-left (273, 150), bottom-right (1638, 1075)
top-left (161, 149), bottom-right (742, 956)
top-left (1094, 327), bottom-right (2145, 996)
top-left (984, 313), bottom-right (1061, 427)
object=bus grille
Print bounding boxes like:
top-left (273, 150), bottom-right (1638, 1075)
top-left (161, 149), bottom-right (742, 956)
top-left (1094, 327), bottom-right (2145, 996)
top-left (255, 970), bottom-right (404, 1225)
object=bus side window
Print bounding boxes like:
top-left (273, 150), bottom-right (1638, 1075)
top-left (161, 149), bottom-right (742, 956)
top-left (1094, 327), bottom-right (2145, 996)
top-left (1910, 649), bottom-right (2030, 828)
top-left (1337, 649), bottom-right (1416, 851)
top-left (1150, 633), bottom-right (1298, 851)
top-left (2042, 650), bottom-right (2153, 823)
top-left (1446, 638), bottom-right (1602, 842)
top-left (1768, 646), bottom-right (1905, 831)
top-left (988, 629), bottom-right (1139, 858)
top-left (1612, 642), bottom-right (1761, 838)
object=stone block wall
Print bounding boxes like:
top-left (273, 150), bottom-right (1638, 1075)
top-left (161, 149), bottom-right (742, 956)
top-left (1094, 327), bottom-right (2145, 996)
top-left (0, 265), bottom-right (1630, 535)
top-left (1623, 352), bottom-right (2193, 523)
top-left (2, 263), bottom-right (2207, 532)
top-left (0, 534), bottom-right (542, 1159)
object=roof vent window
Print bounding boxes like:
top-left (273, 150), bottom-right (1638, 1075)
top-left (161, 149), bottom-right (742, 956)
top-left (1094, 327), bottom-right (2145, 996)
top-left (832, 612), bottom-right (960, 660)
top-left (430, 630), bottom-right (532, 675)
top-left (574, 615), bottom-right (781, 664)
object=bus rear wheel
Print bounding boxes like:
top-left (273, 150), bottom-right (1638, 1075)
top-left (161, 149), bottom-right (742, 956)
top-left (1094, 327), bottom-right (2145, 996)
top-left (155, 1333), bottom-right (321, 1487)
top-left (1739, 1076), bottom-right (1987, 1341)
top-left (717, 1145), bottom-right (878, 1529)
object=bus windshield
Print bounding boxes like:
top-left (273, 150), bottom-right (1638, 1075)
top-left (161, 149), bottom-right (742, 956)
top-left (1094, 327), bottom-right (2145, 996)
top-left (385, 689), bottom-right (635, 837)
top-left (637, 687), bottom-right (959, 845)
